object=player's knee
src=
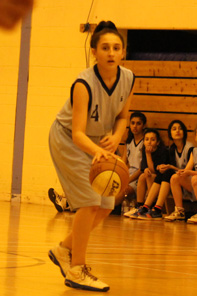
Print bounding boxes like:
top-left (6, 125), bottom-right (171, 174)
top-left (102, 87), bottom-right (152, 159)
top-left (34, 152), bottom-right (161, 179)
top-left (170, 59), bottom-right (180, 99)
top-left (102, 208), bottom-right (112, 216)
top-left (170, 173), bottom-right (179, 185)
top-left (87, 205), bottom-right (100, 213)
top-left (138, 173), bottom-right (146, 182)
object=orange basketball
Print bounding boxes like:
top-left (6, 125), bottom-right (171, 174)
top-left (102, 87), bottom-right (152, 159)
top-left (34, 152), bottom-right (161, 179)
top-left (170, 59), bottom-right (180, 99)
top-left (89, 157), bottom-right (129, 197)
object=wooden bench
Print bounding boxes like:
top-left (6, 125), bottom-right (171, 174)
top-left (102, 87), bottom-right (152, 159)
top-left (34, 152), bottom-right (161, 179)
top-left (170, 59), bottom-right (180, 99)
top-left (120, 60), bottom-right (197, 215)
top-left (121, 60), bottom-right (197, 145)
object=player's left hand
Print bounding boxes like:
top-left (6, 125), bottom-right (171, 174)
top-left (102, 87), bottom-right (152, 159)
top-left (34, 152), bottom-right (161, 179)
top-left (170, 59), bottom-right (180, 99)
top-left (99, 135), bottom-right (119, 153)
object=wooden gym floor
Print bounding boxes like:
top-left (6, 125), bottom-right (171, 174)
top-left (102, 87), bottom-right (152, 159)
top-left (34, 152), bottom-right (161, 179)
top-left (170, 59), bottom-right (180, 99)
top-left (1, 200), bottom-right (197, 296)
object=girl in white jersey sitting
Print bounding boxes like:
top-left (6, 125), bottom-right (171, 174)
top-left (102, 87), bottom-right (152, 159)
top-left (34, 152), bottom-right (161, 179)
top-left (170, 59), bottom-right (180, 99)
top-left (165, 125), bottom-right (196, 222)
top-left (48, 21), bottom-right (134, 292)
top-left (115, 111), bottom-right (146, 217)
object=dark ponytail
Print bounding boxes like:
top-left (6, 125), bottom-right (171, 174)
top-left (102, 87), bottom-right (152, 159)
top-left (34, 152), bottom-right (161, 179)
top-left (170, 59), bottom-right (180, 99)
top-left (90, 20), bottom-right (124, 49)
top-left (93, 21), bottom-right (117, 34)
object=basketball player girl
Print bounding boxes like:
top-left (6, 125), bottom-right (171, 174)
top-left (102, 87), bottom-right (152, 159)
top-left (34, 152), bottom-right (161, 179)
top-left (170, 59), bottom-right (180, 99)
top-left (135, 120), bottom-right (193, 220)
top-left (164, 125), bottom-right (197, 223)
top-left (114, 112), bottom-right (147, 216)
top-left (48, 112), bottom-right (146, 213)
top-left (48, 21), bottom-right (134, 292)
top-left (129, 128), bottom-right (169, 219)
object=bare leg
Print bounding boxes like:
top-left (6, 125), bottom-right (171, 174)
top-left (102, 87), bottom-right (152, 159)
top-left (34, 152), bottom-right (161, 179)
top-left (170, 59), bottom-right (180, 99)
top-left (71, 206), bottom-right (99, 266)
top-left (156, 182), bottom-right (170, 207)
top-left (191, 175), bottom-right (197, 198)
top-left (146, 174), bottom-right (156, 193)
top-left (170, 174), bottom-right (192, 207)
top-left (61, 206), bottom-right (111, 266)
top-left (92, 208), bottom-right (112, 228)
top-left (145, 183), bottom-right (161, 207)
top-left (136, 173), bottom-right (147, 203)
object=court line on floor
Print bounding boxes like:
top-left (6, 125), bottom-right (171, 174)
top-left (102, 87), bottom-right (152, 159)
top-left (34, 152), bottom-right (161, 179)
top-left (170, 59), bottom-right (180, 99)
top-left (89, 259), bottom-right (197, 277)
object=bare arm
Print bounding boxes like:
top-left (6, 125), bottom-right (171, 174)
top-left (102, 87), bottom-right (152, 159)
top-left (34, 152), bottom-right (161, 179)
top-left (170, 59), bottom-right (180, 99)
top-left (167, 163), bottom-right (194, 172)
top-left (129, 169), bottom-right (142, 183)
top-left (184, 152), bottom-right (194, 170)
top-left (145, 147), bottom-right (155, 173)
top-left (177, 153), bottom-right (197, 176)
top-left (157, 163), bottom-right (179, 172)
top-left (121, 145), bottom-right (128, 164)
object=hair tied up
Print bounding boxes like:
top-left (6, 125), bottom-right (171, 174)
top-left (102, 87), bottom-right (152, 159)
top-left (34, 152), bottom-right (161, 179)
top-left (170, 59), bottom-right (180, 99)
top-left (90, 20), bottom-right (124, 49)
top-left (93, 21), bottom-right (118, 34)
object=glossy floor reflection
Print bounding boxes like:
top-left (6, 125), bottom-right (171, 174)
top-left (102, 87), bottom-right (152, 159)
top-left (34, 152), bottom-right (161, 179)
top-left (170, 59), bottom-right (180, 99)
top-left (1, 200), bottom-right (197, 296)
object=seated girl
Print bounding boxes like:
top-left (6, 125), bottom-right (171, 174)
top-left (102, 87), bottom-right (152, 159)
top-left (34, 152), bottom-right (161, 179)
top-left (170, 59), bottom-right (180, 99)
top-left (114, 112), bottom-right (146, 214)
top-left (129, 128), bottom-right (169, 219)
top-left (135, 120), bottom-right (194, 220)
top-left (164, 125), bottom-right (196, 222)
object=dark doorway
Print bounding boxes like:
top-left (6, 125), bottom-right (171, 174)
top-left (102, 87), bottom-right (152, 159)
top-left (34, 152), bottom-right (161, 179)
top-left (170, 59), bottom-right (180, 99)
top-left (127, 30), bottom-right (197, 61)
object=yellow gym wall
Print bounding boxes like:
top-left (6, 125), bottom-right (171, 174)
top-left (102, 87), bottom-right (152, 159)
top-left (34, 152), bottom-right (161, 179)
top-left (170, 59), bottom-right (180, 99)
top-left (21, 1), bottom-right (95, 205)
top-left (0, 27), bottom-right (21, 201)
top-left (0, 0), bottom-right (197, 204)
top-left (92, 0), bottom-right (197, 30)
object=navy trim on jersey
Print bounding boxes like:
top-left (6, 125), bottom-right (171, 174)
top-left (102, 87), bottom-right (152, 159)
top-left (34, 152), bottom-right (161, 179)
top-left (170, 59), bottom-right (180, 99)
top-left (133, 138), bottom-right (143, 147)
top-left (70, 79), bottom-right (92, 111)
top-left (188, 147), bottom-right (194, 159)
top-left (94, 64), bottom-right (121, 96)
top-left (175, 143), bottom-right (187, 158)
top-left (130, 74), bottom-right (135, 93)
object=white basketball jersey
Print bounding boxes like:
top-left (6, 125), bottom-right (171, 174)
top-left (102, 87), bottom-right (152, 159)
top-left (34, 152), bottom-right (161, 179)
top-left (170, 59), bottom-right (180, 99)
top-left (56, 65), bottom-right (134, 139)
top-left (175, 141), bottom-right (194, 169)
top-left (127, 139), bottom-right (143, 173)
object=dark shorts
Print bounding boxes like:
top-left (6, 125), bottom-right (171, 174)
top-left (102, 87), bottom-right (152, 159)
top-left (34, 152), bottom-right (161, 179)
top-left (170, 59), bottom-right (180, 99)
top-left (154, 169), bottom-right (175, 185)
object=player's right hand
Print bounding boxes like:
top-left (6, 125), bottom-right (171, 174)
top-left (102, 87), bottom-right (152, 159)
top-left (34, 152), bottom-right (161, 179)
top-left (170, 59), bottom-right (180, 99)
top-left (92, 150), bottom-right (117, 164)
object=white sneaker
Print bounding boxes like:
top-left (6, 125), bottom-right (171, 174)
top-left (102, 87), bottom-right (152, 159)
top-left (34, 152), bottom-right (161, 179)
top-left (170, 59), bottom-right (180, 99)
top-left (164, 206), bottom-right (185, 222)
top-left (65, 265), bottom-right (110, 292)
top-left (187, 214), bottom-right (197, 224)
top-left (48, 243), bottom-right (71, 277)
top-left (48, 188), bottom-right (69, 212)
top-left (123, 207), bottom-right (138, 218)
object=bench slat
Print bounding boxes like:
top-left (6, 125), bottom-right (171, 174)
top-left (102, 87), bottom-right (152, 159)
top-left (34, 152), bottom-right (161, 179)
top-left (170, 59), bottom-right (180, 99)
top-left (133, 78), bottom-right (197, 95)
top-left (130, 95), bottom-right (197, 113)
top-left (121, 60), bottom-right (197, 77)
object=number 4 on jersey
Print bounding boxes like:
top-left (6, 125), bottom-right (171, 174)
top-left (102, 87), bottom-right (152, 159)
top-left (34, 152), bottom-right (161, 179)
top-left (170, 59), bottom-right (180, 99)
top-left (91, 104), bottom-right (99, 121)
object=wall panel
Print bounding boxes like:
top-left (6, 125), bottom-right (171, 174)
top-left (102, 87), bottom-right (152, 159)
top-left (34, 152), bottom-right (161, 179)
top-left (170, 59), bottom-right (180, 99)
top-left (0, 28), bottom-right (21, 201)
